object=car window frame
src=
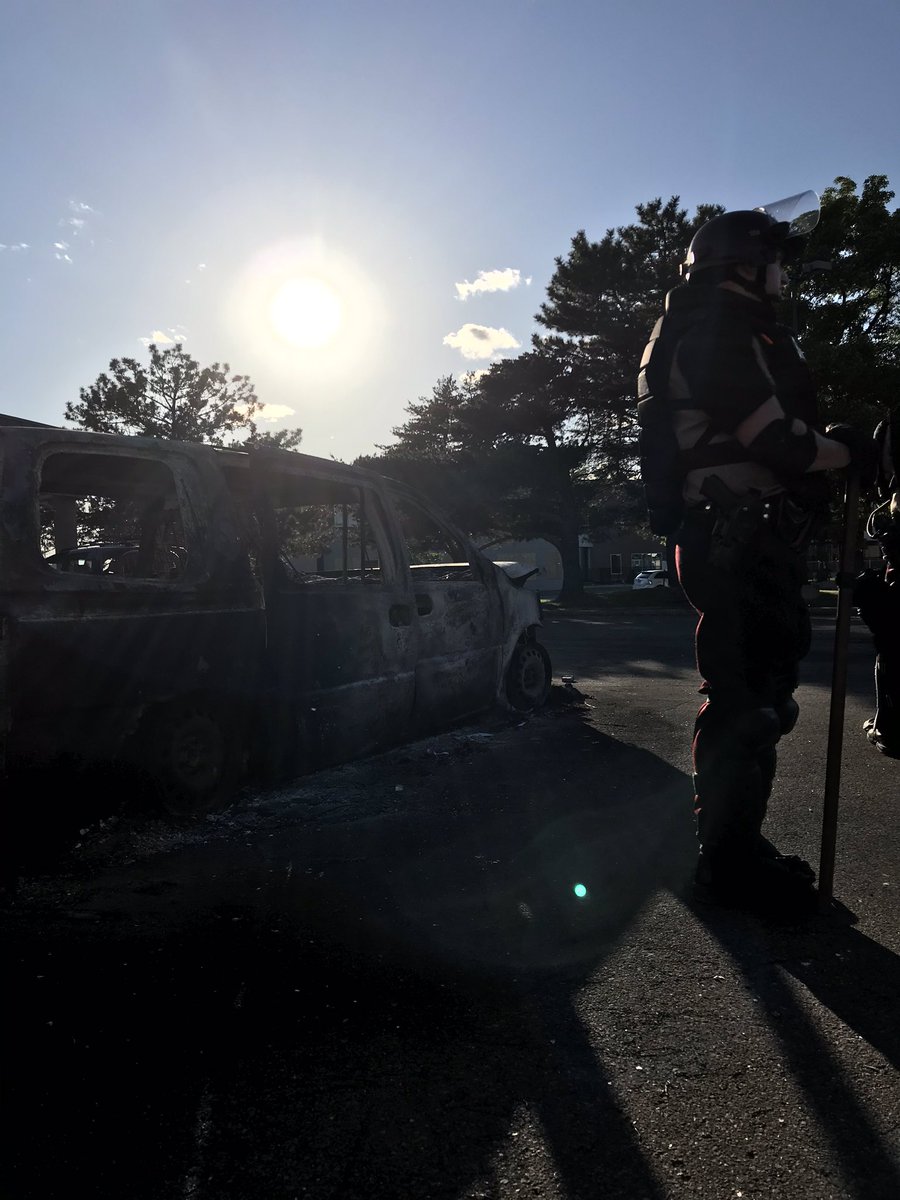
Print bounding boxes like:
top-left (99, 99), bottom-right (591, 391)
top-left (32, 442), bottom-right (201, 591)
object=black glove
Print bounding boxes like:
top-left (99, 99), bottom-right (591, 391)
top-left (825, 423), bottom-right (879, 488)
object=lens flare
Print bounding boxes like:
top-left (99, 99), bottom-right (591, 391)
top-left (573, 883), bottom-right (588, 898)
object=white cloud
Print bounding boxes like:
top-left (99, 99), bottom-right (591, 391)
top-left (59, 199), bottom-right (96, 237)
top-left (0, 242), bottom-right (29, 252)
top-left (455, 267), bottom-right (525, 300)
top-left (257, 403), bottom-right (295, 422)
top-left (443, 323), bottom-right (520, 360)
top-left (51, 200), bottom-right (98, 262)
top-left (232, 401), bottom-right (295, 423)
top-left (139, 329), bottom-right (187, 347)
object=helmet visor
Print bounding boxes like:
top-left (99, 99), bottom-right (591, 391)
top-left (754, 190), bottom-right (820, 237)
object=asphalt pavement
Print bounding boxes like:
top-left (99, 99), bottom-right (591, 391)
top-left (3, 601), bottom-right (899, 1200)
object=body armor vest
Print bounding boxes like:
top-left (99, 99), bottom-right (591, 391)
top-left (637, 290), bottom-right (825, 536)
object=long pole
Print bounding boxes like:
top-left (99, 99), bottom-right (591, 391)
top-left (818, 469), bottom-right (861, 905)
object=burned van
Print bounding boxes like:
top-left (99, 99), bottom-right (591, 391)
top-left (0, 421), bottom-right (550, 815)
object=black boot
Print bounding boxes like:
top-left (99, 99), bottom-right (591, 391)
top-left (694, 849), bottom-right (817, 917)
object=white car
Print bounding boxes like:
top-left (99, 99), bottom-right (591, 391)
top-left (633, 568), bottom-right (669, 590)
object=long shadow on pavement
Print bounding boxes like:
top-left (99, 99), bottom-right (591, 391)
top-left (690, 886), bottom-right (900, 1197)
top-left (6, 690), bottom-right (898, 1199)
top-left (4, 696), bottom-right (694, 1200)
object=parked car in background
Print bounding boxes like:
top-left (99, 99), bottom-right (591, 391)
top-left (633, 568), bottom-right (669, 590)
top-left (0, 419), bottom-right (552, 819)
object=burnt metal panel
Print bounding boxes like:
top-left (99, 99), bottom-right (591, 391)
top-left (246, 450), bottom-right (419, 774)
top-left (0, 427), bottom-right (264, 769)
top-left (258, 585), bottom-right (418, 771)
top-left (381, 489), bottom-right (508, 730)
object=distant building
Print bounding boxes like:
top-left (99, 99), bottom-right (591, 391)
top-left (582, 532), bottom-right (669, 584)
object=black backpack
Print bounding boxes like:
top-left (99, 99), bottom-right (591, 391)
top-left (637, 307), bottom-right (753, 535)
top-left (636, 314), bottom-right (692, 536)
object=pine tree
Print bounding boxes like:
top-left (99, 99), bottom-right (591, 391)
top-left (67, 342), bottom-right (301, 448)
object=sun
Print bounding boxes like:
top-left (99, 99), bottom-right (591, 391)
top-left (269, 276), bottom-right (343, 348)
top-left (230, 238), bottom-right (385, 384)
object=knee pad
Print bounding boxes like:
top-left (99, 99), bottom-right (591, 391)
top-left (729, 706), bottom-right (781, 751)
top-left (774, 697), bottom-right (799, 736)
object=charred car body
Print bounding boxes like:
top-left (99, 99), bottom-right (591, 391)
top-left (0, 420), bottom-right (551, 815)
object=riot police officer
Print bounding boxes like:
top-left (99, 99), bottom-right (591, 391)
top-left (638, 194), bottom-right (875, 916)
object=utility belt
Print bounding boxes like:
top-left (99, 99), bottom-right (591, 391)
top-left (686, 476), bottom-right (821, 570)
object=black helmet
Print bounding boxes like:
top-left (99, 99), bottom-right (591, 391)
top-left (680, 210), bottom-right (805, 280)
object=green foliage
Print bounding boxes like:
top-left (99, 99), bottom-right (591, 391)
top-left (358, 375), bottom-right (496, 538)
top-left (244, 425), bottom-right (305, 451)
top-left (39, 495), bottom-right (142, 552)
top-left (67, 342), bottom-right (302, 449)
top-left (274, 504), bottom-right (335, 559)
top-left (793, 175), bottom-right (900, 432)
top-left (379, 374), bottom-right (478, 461)
top-left (471, 345), bottom-right (591, 449)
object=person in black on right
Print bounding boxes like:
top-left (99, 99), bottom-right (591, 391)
top-left (854, 414), bottom-right (900, 758)
top-left (638, 193), bottom-right (877, 917)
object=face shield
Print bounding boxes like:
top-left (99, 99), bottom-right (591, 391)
top-left (755, 190), bottom-right (820, 236)
top-left (754, 190), bottom-right (820, 265)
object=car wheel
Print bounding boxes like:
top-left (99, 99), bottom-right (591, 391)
top-left (506, 640), bottom-right (552, 711)
top-left (145, 701), bottom-right (242, 818)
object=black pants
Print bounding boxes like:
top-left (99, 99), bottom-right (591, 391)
top-left (675, 510), bottom-right (811, 872)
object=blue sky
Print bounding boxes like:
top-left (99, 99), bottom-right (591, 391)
top-left (2, 0), bottom-right (898, 461)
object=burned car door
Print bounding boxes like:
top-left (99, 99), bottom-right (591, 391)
top-left (0, 430), bottom-right (263, 814)
top-left (385, 488), bottom-right (504, 730)
top-left (248, 454), bottom-right (419, 774)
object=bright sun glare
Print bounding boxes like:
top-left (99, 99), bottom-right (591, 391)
top-left (269, 276), bottom-right (343, 349)
top-left (231, 238), bottom-right (384, 384)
